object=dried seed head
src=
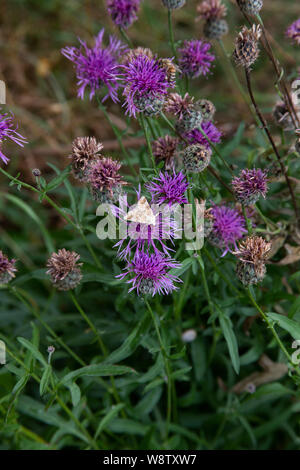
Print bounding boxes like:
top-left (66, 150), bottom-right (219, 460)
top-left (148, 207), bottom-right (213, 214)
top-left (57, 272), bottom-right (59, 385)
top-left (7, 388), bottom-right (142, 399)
top-left (165, 93), bottom-right (194, 120)
top-left (88, 157), bottom-right (127, 203)
top-left (183, 144), bottom-right (212, 173)
top-left (195, 99), bottom-right (216, 121)
top-left (70, 137), bottom-right (103, 182)
top-left (46, 249), bottom-right (82, 291)
top-left (162, 0), bottom-right (186, 9)
top-left (236, 0), bottom-right (263, 17)
top-left (152, 135), bottom-right (180, 169)
top-left (197, 0), bottom-right (227, 20)
top-left (233, 25), bottom-right (261, 68)
top-left (232, 168), bottom-right (268, 206)
top-left (203, 18), bottom-right (228, 39)
top-left (234, 236), bottom-right (271, 285)
top-left (0, 251), bottom-right (17, 284)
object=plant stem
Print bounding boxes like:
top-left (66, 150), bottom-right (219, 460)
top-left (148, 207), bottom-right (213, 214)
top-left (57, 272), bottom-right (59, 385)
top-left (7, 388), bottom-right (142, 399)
top-left (145, 299), bottom-right (173, 437)
top-left (97, 99), bottom-right (137, 176)
top-left (119, 27), bottom-right (134, 48)
top-left (241, 204), bottom-right (253, 235)
top-left (244, 68), bottom-right (299, 220)
top-left (168, 9), bottom-right (177, 59)
top-left (139, 114), bottom-right (157, 171)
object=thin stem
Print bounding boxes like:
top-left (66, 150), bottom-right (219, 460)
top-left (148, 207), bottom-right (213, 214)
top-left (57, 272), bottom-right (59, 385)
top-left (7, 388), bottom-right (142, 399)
top-left (145, 299), bottom-right (173, 437)
top-left (119, 27), bottom-right (134, 48)
top-left (97, 99), bottom-right (137, 176)
top-left (139, 114), bottom-right (157, 171)
top-left (167, 9), bottom-right (177, 59)
top-left (244, 68), bottom-right (299, 220)
top-left (241, 204), bottom-right (253, 236)
top-left (69, 291), bottom-right (107, 356)
top-left (246, 287), bottom-right (300, 375)
top-left (0, 167), bottom-right (102, 269)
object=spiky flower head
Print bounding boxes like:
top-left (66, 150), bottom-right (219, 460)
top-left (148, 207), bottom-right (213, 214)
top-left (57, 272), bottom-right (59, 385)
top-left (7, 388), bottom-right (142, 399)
top-left (233, 25), bottom-right (261, 68)
top-left (61, 29), bottom-right (126, 102)
top-left (152, 135), bottom-right (180, 168)
top-left (87, 157), bottom-right (127, 203)
top-left (183, 144), bottom-right (212, 173)
top-left (236, 0), bottom-right (263, 16)
top-left (121, 54), bottom-right (173, 117)
top-left (145, 170), bottom-right (189, 206)
top-left (232, 168), bottom-right (268, 205)
top-left (162, 0), bottom-right (186, 10)
top-left (46, 249), bottom-right (82, 291)
top-left (165, 93), bottom-right (194, 120)
top-left (203, 18), bottom-right (228, 40)
top-left (209, 204), bottom-right (247, 255)
top-left (178, 40), bottom-right (215, 78)
top-left (70, 137), bottom-right (103, 182)
top-left (234, 236), bottom-right (271, 285)
top-left (107, 0), bottom-right (141, 29)
top-left (117, 250), bottom-right (182, 296)
top-left (286, 18), bottom-right (300, 46)
top-left (197, 0), bottom-right (227, 20)
top-left (0, 251), bottom-right (17, 284)
top-left (114, 191), bottom-right (178, 260)
top-left (0, 111), bottom-right (27, 164)
top-left (185, 120), bottom-right (222, 148)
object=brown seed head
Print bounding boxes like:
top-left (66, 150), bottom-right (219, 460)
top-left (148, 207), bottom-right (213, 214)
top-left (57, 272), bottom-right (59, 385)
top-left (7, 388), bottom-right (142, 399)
top-left (233, 25), bottom-right (261, 68)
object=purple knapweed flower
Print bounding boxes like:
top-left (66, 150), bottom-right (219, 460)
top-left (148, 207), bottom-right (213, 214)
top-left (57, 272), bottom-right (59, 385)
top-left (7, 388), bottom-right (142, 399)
top-left (0, 250), bottom-right (17, 284)
top-left (185, 121), bottom-right (221, 148)
top-left (178, 39), bottom-right (215, 78)
top-left (0, 111), bottom-right (27, 164)
top-left (286, 18), bottom-right (300, 46)
top-left (61, 29), bottom-right (126, 102)
top-left (117, 250), bottom-right (182, 296)
top-left (107, 0), bottom-right (141, 29)
top-left (88, 157), bottom-right (127, 203)
top-left (145, 170), bottom-right (189, 206)
top-left (232, 168), bottom-right (268, 206)
top-left (121, 54), bottom-right (173, 117)
top-left (209, 205), bottom-right (247, 255)
top-left (113, 189), bottom-right (178, 260)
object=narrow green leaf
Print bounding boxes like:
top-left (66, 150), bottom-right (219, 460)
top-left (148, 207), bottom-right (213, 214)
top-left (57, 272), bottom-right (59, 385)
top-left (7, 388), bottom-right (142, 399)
top-left (17, 337), bottom-right (47, 367)
top-left (60, 364), bottom-right (136, 385)
top-left (219, 315), bottom-right (240, 374)
top-left (39, 365), bottom-right (52, 396)
top-left (267, 312), bottom-right (300, 340)
top-left (95, 404), bottom-right (125, 438)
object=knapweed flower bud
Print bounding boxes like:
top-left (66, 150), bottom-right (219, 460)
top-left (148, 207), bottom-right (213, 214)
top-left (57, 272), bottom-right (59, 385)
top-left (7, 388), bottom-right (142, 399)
top-left (152, 135), bottom-right (180, 169)
top-left (286, 18), bottom-right (300, 46)
top-left (87, 157), bottom-right (127, 203)
top-left (195, 99), bottom-right (216, 121)
top-left (236, 0), bottom-right (263, 17)
top-left (70, 137), bottom-right (103, 182)
top-left (197, 0), bottom-right (228, 40)
top-left (32, 168), bottom-right (41, 177)
top-left (183, 144), bottom-right (212, 173)
top-left (46, 249), bottom-right (82, 291)
top-left (133, 94), bottom-right (166, 117)
top-left (234, 236), bottom-right (271, 286)
top-left (162, 0), bottom-right (186, 9)
top-left (232, 168), bottom-right (268, 205)
top-left (233, 25), bottom-right (261, 68)
top-left (107, 0), bottom-right (141, 30)
top-left (0, 251), bottom-right (17, 284)
top-left (182, 329), bottom-right (197, 343)
top-left (165, 93), bottom-right (194, 120)
top-left (176, 105), bottom-right (203, 134)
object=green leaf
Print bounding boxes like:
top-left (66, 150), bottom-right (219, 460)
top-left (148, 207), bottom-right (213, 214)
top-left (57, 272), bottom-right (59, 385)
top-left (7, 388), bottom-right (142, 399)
top-left (60, 364), bottom-right (136, 385)
top-left (66, 382), bottom-right (81, 407)
top-left (267, 312), bottom-right (300, 340)
top-left (95, 404), bottom-right (125, 438)
top-left (39, 365), bottom-right (52, 396)
top-left (169, 257), bottom-right (193, 277)
top-left (219, 315), bottom-right (240, 374)
top-left (17, 337), bottom-right (47, 367)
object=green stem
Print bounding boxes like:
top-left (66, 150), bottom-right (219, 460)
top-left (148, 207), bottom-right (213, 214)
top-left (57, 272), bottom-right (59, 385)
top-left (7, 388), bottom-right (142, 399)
top-left (119, 27), bottom-right (134, 48)
top-left (242, 204), bottom-right (253, 236)
top-left (145, 299), bottom-right (173, 437)
top-left (139, 114), bottom-right (157, 171)
top-left (167, 9), bottom-right (177, 59)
